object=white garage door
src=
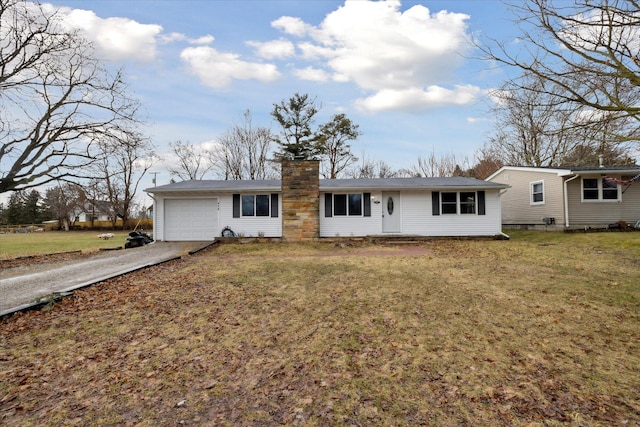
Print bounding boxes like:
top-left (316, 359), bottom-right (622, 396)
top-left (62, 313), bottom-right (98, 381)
top-left (164, 198), bottom-right (218, 241)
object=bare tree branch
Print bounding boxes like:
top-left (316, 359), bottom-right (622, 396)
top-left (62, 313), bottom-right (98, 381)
top-left (478, 0), bottom-right (640, 129)
top-left (217, 110), bottom-right (276, 180)
top-left (0, 0), bottom-right (142, 193)
top-left (168, 140), bottom-right (217, 181)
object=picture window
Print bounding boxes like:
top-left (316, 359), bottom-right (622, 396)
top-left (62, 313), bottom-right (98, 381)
top-left (582, 178), bottom-right (619, 202)
top-left (241, 194), bottom-right (270, 217)
top-left (333, 193), bottom-right (362, 216)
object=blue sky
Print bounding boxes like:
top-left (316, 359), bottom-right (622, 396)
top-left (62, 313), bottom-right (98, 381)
top-left (41, 0), bottom-right (519, 187)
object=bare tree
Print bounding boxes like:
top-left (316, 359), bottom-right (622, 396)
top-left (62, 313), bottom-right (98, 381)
top-left (404, 149), bottom-right (471, 177)
top-left (479, 0), bottom-right (640, 146)
top-left (469, 145), bottom-right (504, 179)
top-left (168, 140), bottom-right (217, 181)
top-left (217, 110), bottom-right (276, 180)
top-left (317, 113), bottom-right (361, 179)
top-left (44, 183), bottom-right (85, 231)
top-left (90, 132), bottom-right (155, 229)
top-left (487, 72), bottom-right (635, 167)
top-left (488, 73), bottom-right (580, 166)
top-left (346, 153), bottom-right (398, 179)
top-left (0, 0), bottom-right (141, 193)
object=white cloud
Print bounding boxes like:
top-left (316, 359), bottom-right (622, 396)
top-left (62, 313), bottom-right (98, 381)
top-left (247, 38), bottom-right (295, 59)
top-left (271, 16), bottom-right (312, 37)
top-left (354, 85), bottom-right (484, 112)
top-left (60, 9), bottom-right (162, 63)
top-left (190, 35), bottom-right (215, 45)
top-left (159, 32), bottom-right (214, 45)
top-left (159, 32), bottom-right (187, 44)
top-left (180, 46), bottom-right (281, 89)
top-left (273, 1), bottom-right (478, 112)
top-left (293, 66), bottom-right (330, 82)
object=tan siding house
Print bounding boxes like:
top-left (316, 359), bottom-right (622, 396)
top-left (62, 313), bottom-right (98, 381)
top-left (487, 165), bottom-right (640, 230)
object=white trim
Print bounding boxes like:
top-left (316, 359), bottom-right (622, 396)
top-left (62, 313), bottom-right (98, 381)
top-left (563, 175), bottom-right (579, 227)
top-left (530, 180), bottom-right (545, 205)
top-left (580, 177), bottom-right (621, 203)
top-left (486, 166), bottom-right (569, 181)
top-left (440, 190), bottom-right (480, 215)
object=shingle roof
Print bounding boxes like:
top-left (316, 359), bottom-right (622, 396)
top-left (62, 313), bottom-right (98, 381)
top-left (487, 165), bottom-right (640, 180)
top-left (146, 177), bottom-right (508, 194)
top-left (562, 165), bottom-right (640, 173)
top-left (320, 177), bottom-right (507, 190)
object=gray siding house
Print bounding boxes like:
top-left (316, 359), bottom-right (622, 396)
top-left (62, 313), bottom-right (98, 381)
top-left (486, 165), bottom-right (640, 230)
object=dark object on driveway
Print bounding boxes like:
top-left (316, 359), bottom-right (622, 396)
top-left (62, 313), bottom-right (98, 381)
top-left (125, 230), bottom-right (154, 249)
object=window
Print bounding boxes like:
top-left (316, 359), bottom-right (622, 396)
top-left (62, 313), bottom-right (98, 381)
top-left (242, 194), bottom-right (270, 216)
top-left (233, 194), bottom-right (279, 218)
top-left (602, 179), bottom-right (618, 200)
top-left (241, 195), bottom-right (255, 216)
top-left (255, 195), bottom-right (270, 216)
top-left (333, 193), bottom-right (361, 216)
top-left (333, 194), bottom-right (347, 215)
top-left (531, 181), bottom-right (544, 204)
top-left (583, 178), bottom-right (599, 200)
top-left (324, 193), bottom-right (371, 217)
top-left (460, 192), bottom-right (476, 214)
top-left (432, 191), bottom-right (485, 216)
top-left (582, 178), bottom-right (619, 202)
top-left (349, 194), bottom-right (362, 216)
top-left (441, 192), bottom-right (458, 214)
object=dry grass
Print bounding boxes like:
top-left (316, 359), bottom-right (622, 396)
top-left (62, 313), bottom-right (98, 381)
top-left (1, 232), bottom-right (639, 426)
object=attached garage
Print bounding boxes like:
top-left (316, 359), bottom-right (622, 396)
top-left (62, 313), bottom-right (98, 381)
top-left (164, 198), bottom-right (218, 241)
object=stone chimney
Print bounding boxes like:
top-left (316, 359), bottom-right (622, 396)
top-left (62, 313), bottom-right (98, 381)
top-left (281, 159), bottom-right (320, 241)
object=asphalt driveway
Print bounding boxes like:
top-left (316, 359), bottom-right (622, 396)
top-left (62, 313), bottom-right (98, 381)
top-left (0, 241), bottom-right (210, 316)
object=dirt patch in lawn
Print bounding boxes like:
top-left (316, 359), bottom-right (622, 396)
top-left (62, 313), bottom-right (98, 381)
top-left (1, 239), bottom-right (639, 426)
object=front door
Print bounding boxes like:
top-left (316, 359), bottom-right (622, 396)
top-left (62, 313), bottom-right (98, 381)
top-left (382, 192), bottom-right (400, 233)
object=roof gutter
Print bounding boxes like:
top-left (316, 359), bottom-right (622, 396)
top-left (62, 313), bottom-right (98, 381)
top-left (563, 174), bottom-right (580, 228)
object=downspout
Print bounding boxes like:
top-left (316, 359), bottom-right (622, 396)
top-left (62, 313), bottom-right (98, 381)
top-left (498, 188), bottom-right (510, 240)
top-left (563, 175), bottom-right (579, 228)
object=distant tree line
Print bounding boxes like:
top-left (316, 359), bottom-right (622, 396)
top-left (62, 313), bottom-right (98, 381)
top-left (0, 183), bottom-right (149, 229)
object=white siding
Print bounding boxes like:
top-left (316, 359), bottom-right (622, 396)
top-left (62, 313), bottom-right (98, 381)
top-left (217, 194), bottom-right (282, 238)
top-left (418, 191), bottom-right (503, 236)
top-left (319, 190), bottom-right (503, 237)
top-left (154, 192), bottom-right (282, 241)
top-left (320, 192), bottom-right (382, 237)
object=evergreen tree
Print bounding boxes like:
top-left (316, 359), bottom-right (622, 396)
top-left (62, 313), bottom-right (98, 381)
top-left (271, 93), bottom-right (320, 159)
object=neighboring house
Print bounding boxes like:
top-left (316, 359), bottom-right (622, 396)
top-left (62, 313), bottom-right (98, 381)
top-left (486, 164), bottom-right (640, 230)
top-left (74, 200), bottom-right (112, 223)
top-left (145, 160), bottom-right (508, 241)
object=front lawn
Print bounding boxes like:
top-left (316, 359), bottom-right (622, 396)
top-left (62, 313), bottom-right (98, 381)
top-left (1, 233), bottom-right (639, 425)
top-left (0, 231), bottom-right (131, 259)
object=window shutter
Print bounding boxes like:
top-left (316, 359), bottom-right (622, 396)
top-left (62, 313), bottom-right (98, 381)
top-left (232, 194), bottom-right (240, 218)
top-left (271, 193), bottom-right (279, 218)
top-left (431, 191), bottom-right (440, 216)
top-left (324, 193), bottom-right (332, 217)
top-left (363, 193), bottom-right (371, 217)
top-left (478, 191), bottom-right (486, 215)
